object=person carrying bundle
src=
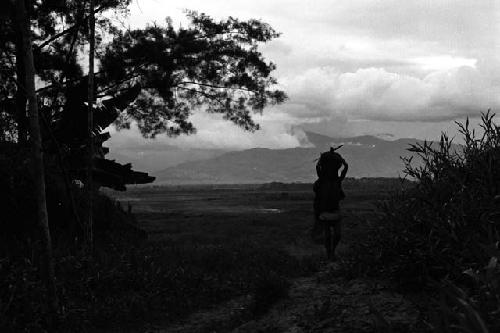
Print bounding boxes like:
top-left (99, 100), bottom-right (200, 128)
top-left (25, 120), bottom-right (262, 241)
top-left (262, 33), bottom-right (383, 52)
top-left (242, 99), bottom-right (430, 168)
top-left (313, 146), bottom-right (348, 261)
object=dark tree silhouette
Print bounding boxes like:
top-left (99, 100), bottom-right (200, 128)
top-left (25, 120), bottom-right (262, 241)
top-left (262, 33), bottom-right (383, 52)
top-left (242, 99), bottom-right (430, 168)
top-left (94, 10), bottom-right (287, 138)
top-left (1, 0), bottom-right (132, 143)
top-left (9, 0), bottom-right (58, 317)
top-left (1, 2), bottom-right (285, 190)
top-left (0, 1), bottom-right (285, 237)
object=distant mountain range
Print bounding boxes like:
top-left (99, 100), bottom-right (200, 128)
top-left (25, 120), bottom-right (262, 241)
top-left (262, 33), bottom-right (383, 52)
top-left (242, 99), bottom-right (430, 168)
top-left (152, 131), bottom-right (430, 184)
top-left (107, 147), bottom-right (226, 174)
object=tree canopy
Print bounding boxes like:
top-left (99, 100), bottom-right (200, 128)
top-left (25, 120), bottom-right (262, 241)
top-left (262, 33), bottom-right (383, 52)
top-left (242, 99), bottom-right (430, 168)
top-left (100, 11), bottom-right (287, 137)
top-left (1, 1), bottom-right (286, 189)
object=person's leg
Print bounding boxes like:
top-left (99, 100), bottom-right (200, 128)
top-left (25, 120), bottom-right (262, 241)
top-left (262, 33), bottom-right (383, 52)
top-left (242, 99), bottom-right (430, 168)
top-left (323, 221), bottom-right (333, 259)
top-left (331, 220), bottom-right (342, 259)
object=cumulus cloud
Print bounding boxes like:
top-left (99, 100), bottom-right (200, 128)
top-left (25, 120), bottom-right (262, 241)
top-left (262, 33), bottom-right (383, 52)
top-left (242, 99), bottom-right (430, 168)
top-left (281, 65), bottom-right (500, 122)
top-left (110, 0), bottom-right (500, 151)
top-left (106, 111), bottom-right (308, 151)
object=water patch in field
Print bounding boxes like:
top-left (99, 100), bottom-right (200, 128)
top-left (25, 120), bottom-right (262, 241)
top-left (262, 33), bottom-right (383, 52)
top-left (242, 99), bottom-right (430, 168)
top-left (186, 206), bottom-right (284, 214)
top-left (116, 197), bottom-right (142, 202)
top-left (216, 207), bottom-right (283, 214)
top-left (256, 208), bottom-right (282, 213)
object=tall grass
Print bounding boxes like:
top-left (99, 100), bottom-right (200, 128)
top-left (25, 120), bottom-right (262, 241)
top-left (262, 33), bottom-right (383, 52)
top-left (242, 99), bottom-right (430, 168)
top-left (1, 235), bottom-right (317, 331)
top-left (343, 112), bottom-right (500, 331)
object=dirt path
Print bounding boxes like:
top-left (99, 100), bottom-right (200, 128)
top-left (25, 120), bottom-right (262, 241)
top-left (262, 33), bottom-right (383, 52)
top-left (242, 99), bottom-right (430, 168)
top-left (151, 262), bottom-right (420, 333)
top-left (234, 264), bottom-right (419, 333)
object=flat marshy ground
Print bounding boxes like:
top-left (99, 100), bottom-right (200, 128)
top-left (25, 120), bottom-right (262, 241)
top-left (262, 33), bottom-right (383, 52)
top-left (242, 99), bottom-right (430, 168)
top-left (113, 180), bottom-right (390, 258)
top-left (104, 179), bottom-right (416, 332)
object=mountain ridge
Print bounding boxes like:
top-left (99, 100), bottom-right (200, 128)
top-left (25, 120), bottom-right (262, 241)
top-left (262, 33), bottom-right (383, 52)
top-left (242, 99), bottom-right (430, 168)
top-left (152, 132), bottom-right (428, 184)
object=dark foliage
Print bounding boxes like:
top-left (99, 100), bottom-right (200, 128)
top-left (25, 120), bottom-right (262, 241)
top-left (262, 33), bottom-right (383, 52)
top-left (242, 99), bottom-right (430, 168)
top-left (342, 112), bottom-right (500, 331)
top-left (0, 0), bottom-right (285, 237)
top-left (100, 10), bottom-right (286, 137)
top-left (0, 239), bottom-right (311, 332)
top-left (0, 0), bottom-right (131, 141)
top-left (0, 2), bottom-right (286, 193)
top-left (0, 144), bottom-right (142, 250)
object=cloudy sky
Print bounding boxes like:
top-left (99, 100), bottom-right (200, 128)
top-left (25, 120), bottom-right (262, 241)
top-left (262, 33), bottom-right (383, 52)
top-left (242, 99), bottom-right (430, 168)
top-left (106, 0), bottom-right (500, 154)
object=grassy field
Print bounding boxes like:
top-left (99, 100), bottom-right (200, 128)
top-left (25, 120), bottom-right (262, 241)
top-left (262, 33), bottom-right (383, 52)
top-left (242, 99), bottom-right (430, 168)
top-left (0, 178), bottom-right (405, 332)
top-left (111, 179), bottom-right (394, 256)
top-left (101, 178), bottom-right (401, 328)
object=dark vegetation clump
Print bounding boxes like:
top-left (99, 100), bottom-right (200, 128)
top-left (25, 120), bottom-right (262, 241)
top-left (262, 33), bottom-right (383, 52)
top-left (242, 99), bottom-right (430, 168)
top-left (1, 237), bottom-right (312, 331)
top-left (0, 159), bottom-right (143, 331)
top-left (0, 142), bottom-right (145, 255)
top-left (342, 112), bottom-right (500, 332)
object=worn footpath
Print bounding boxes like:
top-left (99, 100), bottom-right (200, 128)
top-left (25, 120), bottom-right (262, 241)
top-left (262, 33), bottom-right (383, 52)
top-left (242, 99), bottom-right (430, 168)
top-left (153, 261), bottom-right (420, 333)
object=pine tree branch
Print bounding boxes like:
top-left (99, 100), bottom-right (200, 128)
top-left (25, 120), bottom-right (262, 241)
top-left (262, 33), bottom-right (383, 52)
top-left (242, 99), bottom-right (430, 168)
top-left (34, 5), bottom-right (106, 51)
top-left (175, 81), bottom-right (256, 93)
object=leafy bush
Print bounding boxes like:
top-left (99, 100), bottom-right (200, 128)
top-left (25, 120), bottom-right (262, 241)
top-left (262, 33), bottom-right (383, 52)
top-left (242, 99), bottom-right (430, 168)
top-left (343, 112), bottom-right (500, 330)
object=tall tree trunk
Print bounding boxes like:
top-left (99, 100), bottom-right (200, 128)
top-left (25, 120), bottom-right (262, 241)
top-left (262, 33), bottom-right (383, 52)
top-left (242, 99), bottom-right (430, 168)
top-left (14, 25), bottom-right (28, 145)
top-left (11, 0), bottom-right (58, 316)
top-left (86, 0), bottom-right (96, 253)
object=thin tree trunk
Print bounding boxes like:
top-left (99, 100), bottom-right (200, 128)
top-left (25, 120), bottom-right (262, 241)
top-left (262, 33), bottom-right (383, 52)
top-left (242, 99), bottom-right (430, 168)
top-left (11, 0), bottom-right (58, 316)
top-left (86, 0), bottom-right (96, 253)
top-left (40, 114), bottom-right (82, 241)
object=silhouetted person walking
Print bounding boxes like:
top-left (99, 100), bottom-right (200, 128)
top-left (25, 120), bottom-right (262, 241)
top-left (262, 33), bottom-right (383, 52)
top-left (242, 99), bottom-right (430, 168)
top-left (313, 147), bottom-right (348, 261)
